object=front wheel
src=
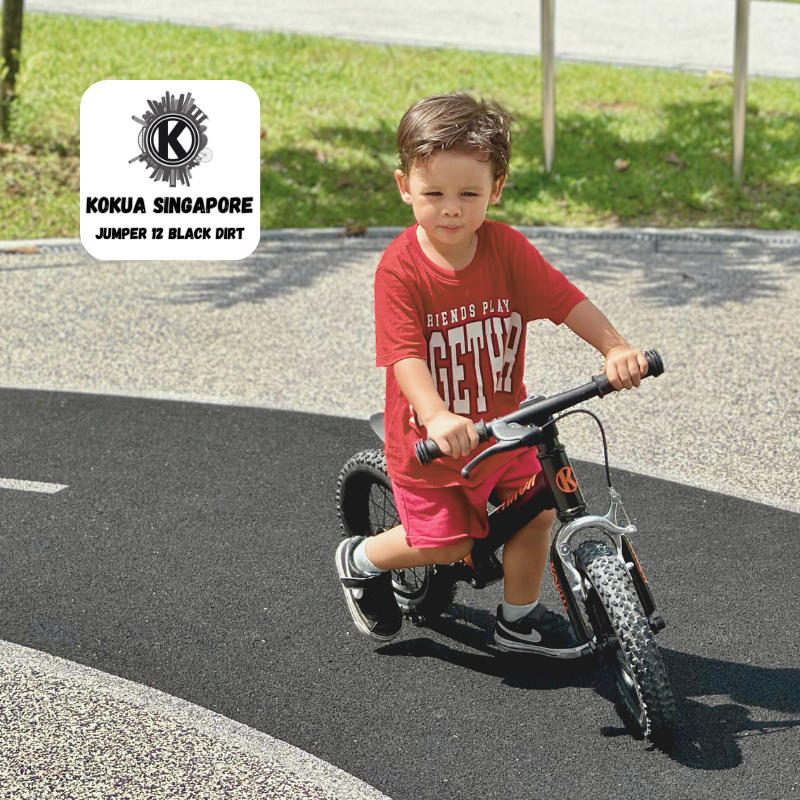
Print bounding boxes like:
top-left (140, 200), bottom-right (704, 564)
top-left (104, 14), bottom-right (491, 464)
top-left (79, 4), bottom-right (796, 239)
top-left (575, 539), bottom-right (677, 747)
top-left (336, 448), bottom-right (457, 621)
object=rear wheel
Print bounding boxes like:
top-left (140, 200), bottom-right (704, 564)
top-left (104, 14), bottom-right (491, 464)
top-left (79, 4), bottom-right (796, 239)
top-left (575, 539), bottom-right (677, 747)
top-left (336, 449), bottom-right (457, 621)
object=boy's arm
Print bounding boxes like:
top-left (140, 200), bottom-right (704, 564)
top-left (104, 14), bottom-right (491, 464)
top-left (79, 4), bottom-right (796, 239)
top-left (393, 358), bottom-right (479, 460)
top-left (563, 299), bottom-right (649, 391)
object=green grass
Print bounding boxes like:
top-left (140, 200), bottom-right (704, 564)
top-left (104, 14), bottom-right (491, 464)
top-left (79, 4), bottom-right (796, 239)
top-left (1, 13), bottom-right (799, 238)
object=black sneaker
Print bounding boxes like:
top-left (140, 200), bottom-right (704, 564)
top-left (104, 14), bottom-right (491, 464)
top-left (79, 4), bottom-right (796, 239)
top-left (494, 603), bottom-right (591, 658)
top-left (336, 536), bottom-right (402, 642)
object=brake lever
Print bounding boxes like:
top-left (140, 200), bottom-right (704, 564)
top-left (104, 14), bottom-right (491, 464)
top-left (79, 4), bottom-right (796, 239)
top-left (461, 440), bottom-right (517, 478)
top-left (461, 421), bottom-right (542, 478)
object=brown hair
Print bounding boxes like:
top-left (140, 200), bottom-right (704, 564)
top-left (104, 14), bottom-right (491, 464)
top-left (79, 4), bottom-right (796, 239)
top-left (397, 93), bottom-right (511, 180)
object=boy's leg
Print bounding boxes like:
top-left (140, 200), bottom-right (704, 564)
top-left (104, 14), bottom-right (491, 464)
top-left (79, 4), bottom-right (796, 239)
top-left (336, 476), bottom-right (486, 641)
top-left (336, 526), bottom-right (472, 642)
top-left (337, 479), bottom-right (476, 642)
top-left (500, 506), bottom-right (555, 605)
top-left (492, 488), bottom-right (587, 658)
top-left (365, 525), bottom-right (473, 570)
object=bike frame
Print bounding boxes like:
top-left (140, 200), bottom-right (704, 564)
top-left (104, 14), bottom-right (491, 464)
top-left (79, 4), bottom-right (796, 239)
top-left (453, 411), bottom-right (663, 650)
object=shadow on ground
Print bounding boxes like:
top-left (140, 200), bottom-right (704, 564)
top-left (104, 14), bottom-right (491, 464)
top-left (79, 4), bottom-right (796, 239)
top-left (153, 233), bottom-right (800, 311)
top-left (379, 602), bottom-right (800, 772)
top-left (536, 236), bottom-right (800, 308)
top-left (153, 99), bottom-right (800, 309)
top-left (153, 246), bottom-right (381, 309)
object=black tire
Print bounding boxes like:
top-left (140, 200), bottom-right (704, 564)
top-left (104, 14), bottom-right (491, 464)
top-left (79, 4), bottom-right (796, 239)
top-left (575, 539), bottom-right (677, 747)
top-left (336, 448), bottom-right (457, 621)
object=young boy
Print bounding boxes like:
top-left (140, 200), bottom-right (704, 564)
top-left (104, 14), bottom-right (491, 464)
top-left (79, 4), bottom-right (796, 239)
top-left (336, 93), bottom-right (648, 656)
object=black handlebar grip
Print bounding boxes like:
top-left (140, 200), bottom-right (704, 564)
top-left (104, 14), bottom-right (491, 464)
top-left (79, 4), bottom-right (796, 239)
top-left (415, 421), bottom-right (490, 466)
top-left (593, 349), bottom-right (664, 397)
top-left (414, 438), bottom-right (442, 466)
top-left (593, 373), bottom-right (614, 398)
top-left (644, 349), bottom-right (664, 377)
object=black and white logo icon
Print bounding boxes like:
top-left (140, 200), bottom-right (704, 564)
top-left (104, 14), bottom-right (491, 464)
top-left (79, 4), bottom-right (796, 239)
top-left (130, 91), bottom-right (213, 187)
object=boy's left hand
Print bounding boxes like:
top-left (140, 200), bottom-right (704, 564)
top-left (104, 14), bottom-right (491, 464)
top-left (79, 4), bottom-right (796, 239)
top-left (603, 345), bottom-right (649, 391)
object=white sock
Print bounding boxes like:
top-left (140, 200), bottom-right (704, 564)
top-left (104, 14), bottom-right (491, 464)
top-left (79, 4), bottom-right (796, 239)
top-left (353, 538), bottom-right (385, 576)
top-left (502, 600), bottom-right (540, 622)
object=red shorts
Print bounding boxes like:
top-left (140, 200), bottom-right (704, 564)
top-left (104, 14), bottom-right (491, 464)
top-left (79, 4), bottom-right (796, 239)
top-left (392, 449), bottom-right (543, 549)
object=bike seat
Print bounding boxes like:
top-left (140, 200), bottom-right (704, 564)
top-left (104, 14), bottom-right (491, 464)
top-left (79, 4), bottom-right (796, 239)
top-left (369, 412), bottom-right (385, 442)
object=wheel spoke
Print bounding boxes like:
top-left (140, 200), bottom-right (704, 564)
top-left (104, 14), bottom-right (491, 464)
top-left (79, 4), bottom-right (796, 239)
top-left (362, 480), bottom-right (424, 595)
top-left (367, 484), bottom-right (399, 534)
top-left (408, 567), bottom-right (424, 589)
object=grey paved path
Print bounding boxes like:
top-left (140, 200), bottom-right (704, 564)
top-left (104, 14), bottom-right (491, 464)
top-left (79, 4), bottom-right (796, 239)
top-left (4, 226), bottom-right (800, 514)
top-left (26, 0), bottom-right (800, 78)
top-left (0, 641), bottom-right (388, 800)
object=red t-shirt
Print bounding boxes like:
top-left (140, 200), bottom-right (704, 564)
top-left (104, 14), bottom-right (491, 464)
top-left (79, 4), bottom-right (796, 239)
top-left (374, 220), bottom-right (587, 489)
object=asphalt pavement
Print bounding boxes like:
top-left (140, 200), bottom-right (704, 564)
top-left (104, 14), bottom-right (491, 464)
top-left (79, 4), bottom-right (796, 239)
top-left (1, 384), bottom-right (799, 800)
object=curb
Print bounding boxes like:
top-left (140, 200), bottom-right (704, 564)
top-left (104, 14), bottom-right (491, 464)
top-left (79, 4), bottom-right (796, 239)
top-left (1, 640), bottom-right (392, 800)
top-left (2, 226), bottom-right (800, 255)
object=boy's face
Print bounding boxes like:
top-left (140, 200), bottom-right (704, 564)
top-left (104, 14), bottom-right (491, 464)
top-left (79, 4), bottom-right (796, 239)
top-left (395, 150), bottom-right (505, 251)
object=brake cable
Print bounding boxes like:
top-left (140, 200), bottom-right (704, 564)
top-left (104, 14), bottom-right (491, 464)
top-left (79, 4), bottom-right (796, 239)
top-left (539, 408), bottom-right (612, 489)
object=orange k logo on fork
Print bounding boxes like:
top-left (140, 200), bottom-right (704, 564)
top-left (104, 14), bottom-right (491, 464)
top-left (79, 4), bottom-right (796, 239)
top-left (556, 466), bottom-right (578, 493)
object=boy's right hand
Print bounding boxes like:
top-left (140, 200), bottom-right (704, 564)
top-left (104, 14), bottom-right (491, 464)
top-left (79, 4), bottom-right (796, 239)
top-left (424, 410), bottom-right (480, 460)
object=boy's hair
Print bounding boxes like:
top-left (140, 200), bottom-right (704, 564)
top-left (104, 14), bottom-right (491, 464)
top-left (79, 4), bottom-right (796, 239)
top-left (397, 93), bottom-right (511, 181)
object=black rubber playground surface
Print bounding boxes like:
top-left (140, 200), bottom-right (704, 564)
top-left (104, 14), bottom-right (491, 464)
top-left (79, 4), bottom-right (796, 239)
top-left (0, 388), bottom-right (797, 800)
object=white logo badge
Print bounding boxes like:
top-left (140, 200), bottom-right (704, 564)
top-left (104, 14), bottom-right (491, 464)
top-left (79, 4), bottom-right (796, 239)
top-left (81, 80), bottom-right (260, 261)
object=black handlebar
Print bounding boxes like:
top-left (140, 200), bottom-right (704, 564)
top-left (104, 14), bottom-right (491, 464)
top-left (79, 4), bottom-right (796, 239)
top-left (415, 349), bottom-right (664, 467)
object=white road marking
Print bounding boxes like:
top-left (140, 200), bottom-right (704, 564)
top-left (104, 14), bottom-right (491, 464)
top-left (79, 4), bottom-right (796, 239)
top-left (0, 478), bottom-right (67, 494)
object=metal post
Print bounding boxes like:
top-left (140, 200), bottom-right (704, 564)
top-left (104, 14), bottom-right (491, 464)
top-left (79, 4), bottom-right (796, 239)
top-left (733, 0), bottom-right (749, 181)
top-left (541, 0), bottom-right (555, 173)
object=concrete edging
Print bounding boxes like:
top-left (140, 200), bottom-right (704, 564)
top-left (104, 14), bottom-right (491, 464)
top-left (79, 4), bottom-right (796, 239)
top-left (2, 225), bottom-right (799, 254)
top-left (0, 639), bottom-right (392, 800)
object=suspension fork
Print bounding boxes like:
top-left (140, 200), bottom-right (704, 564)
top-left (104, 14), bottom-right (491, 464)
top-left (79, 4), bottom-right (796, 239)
top-left (538, 417), bottom-right (665, 639)
top-left (535, 418), bottom-right (597, 643)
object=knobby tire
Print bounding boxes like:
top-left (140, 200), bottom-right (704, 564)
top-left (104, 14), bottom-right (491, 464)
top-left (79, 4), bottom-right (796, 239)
top-left (575, 539), bottom-right (677, 747)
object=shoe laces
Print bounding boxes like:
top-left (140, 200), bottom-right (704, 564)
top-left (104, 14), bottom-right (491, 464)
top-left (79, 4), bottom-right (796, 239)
top-left (538, 608), bottom-right (572, 634)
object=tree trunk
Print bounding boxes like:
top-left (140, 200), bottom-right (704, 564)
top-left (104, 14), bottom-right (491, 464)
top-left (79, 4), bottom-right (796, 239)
top-left (1, 0), bottom-right (24, 136)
